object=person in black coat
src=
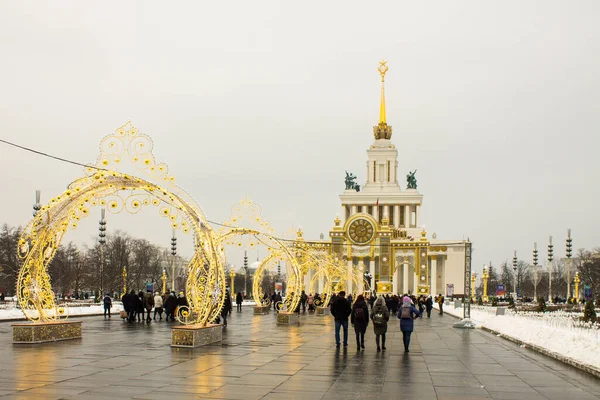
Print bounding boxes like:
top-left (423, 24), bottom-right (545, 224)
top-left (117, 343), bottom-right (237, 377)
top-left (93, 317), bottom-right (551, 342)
top-left (330, 291), bottom-right (352, 348)
top-left (236, 291), bottom-right (243, 312)
top-left (425, 295), bottom-right (433, 318)
top-left (164, 292), bottom-right (177, 322)
top-left (350, 295), bottom-right (369, 350)
top-left (136, 291), bottom-right (144, 322)
top-left (123, 290), bottom-right (137, 323)
top-left (221, 291), bottom-right (232, 326)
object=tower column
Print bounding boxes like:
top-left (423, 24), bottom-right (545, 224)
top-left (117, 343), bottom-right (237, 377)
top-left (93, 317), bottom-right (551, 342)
top-left (361, 205), bottom-right (367, 213)
top-left (341, 205), bottom-right (347, 223)
top-left (403, 262), bottom-right (409, 294)
top-left (373, 204), bottom-right (379, 222)
top-left (393, 205), bottom-right (400, 228)
top-left (351, 205), bottom-right (358, 216)
top-left (404, 206), bottom-right (410, 228)
top-left (416, 205), bottom-right (420, 227)
top-left (383, 205), bottom-right (390, 220)
top-left (431, 257), bottom-right (437, 296)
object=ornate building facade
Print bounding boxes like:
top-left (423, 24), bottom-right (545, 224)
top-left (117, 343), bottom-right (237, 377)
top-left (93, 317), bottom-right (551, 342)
top-left (307, 62), bottom-right (467, 297)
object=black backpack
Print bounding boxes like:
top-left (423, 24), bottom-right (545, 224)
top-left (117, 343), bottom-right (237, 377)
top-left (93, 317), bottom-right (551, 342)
top-left (354, 307), bottom-right (365, 322)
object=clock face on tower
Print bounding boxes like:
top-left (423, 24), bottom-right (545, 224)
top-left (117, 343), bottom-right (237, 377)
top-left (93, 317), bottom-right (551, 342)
top-left (348, 218), bottom-right (375, 244)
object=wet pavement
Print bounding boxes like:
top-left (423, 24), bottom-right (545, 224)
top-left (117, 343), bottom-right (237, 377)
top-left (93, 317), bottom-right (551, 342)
top-left (0, 307), bottom-right (598, 399)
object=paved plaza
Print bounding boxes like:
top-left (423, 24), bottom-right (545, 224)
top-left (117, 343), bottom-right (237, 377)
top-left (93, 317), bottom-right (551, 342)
top-left (0, 309), bottom-right (599, 400)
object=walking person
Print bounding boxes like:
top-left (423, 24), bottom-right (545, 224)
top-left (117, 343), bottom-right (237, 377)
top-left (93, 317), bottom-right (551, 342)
top-left (371, 296), bottom-right (390, 352)
top-left (236, 291), bottom-right (243, 312)
top-left (136, 291), bottom-right (144, 322)
top-left (103, 293), bottom-right (112, 318)
top-left (425, 295), bottom-right (433, 318)
top-left (153, 292), bottom-right (164, 321)
top-left (330, 291), bottom-right (351, 348)
top-left (307, 293), bottom-right (314, 312)
top-left (301, 290), bottom-right (308, 313)
top-left (437, 294), bottom-right (444, 315)
top-left (398, 296), bottom-right (421, 352)
top-left (143, 290), bottom-right (154, 323)
top-left (164, 291), bottom-right (177, 322)
top-left (123, 290), bottom-right (137, 322)
top-left (221, 291), bottom-right (232, 326)
top-left (351, 294), bottom-right (369, 350)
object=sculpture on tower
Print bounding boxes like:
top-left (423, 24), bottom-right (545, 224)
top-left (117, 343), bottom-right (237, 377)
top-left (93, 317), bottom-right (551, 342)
top-left (406, 169), bottom-right (417, 189)
top-left (344, 171), bottom-right (360, 191)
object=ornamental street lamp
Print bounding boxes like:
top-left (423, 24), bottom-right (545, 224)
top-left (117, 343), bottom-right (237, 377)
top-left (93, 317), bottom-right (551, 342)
top-left (229, 268), bottom-right (236, 295)
top-left (482, 265), bottom-right (489, 303)
top-left (566, 229), bottom-right (573, 300)
top-left (574, 272), bottom-right (581, 303)
top-left (98, 209), bottom-right (107, 297)
top-left (512, 250), bottom-right (518, 300)
top-left (548, 236), bottom-right (554, 303)
top-left (161, 269), bottom-right (167, 294)
top-left (533, 242), bottom-right (539, 300)
top-left (471, 273), bottom-right (477, 302)
top-left (243, 250), bottom-right (249, 297)
top-left (33, 190), bottom-right (41, 216)
top-left (171, 230), bottom-right (177, 292)
top-left (122, 266), bottom-right (127, 295)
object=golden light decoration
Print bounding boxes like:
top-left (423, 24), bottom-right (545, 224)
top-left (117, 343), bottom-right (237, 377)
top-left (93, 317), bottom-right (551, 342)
top-left (16, 123), bottom-right (224, 326)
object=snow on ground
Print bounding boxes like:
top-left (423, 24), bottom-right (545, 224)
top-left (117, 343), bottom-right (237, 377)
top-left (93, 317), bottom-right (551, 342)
top-left (439, 302), bottom-right (600, 370)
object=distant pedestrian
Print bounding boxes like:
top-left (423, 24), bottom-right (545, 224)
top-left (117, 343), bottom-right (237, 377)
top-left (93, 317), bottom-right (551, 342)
top-left (221, 291), bottom-right (232, 326)
top-left (136, 291), bottom-right (144, 322)
top-left (164, 291), bottom-right (177, 322)
top-left (371, 296), bottom-right (390, 352)
top-left (307, 294), bottom-right (315, 312)
top-left (330, 291), bottom-right (352, 348)
top-left (103, 293), bottom-right (112, 318)
top-left (301, 290), bottom-right (308, 313)
top-left (425, 296), bottom-right (433, 318)
top-left (143, 290), bottom-right (154, 323)
top-left (123, 290), bottom-right (137, 322)
top-left (437, 294), bottom-right (444, 315)
top-left (351, 294), bottom-right (369, 350)
top-left (153, 292), bottom-right (164, 321)
top-left (236, 291), bottom-right (243, 312)
top-left (398, 296), bottom-right (421, 352)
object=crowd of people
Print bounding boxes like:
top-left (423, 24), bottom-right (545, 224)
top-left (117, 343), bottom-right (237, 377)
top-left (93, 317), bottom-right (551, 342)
top-left (329, 291), bottom-right (445, 352)
top-left (118, 290), bottom-right (188, 323)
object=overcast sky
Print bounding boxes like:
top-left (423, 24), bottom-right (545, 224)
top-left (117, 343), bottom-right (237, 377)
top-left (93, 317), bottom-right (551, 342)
top-left (1, 1), bottom-right (599, 275)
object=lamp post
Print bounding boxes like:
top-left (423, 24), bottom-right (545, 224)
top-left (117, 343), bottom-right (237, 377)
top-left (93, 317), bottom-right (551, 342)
top-left (243, 250), bottom-right (249, 298)
top-left (170, 230), bottom-right (177, 292)
top-left (161, 269), bottom-right (167, 294)
top-left (229, 268), bottom-right (236, 295)
top-left (482, 265), bottom-right (489, 303)
top-left (566, 229), bottom-right (572, 301)
top-left (98, 209), bottom-right (107, 297)
top-left (122, 266), bottom-right (127, 295)
top-left (548, 236), bottom-right (553, 303)
top-left (574, 272), bottom-right (581, 303)
top-left (512, 250), bottom-right (518, 300)
top-left (533, 242), bottom-right (539, 301)
top-left (33, 190), bottom-right (41, 216)
top-left (471, 273), bottom-right (477, 302)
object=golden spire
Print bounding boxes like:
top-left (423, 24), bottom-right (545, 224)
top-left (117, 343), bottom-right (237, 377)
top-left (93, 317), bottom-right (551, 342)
top-left (378, 60), bottom-right (388, 123)
top-left (373, 60), bottom-right (392, 140)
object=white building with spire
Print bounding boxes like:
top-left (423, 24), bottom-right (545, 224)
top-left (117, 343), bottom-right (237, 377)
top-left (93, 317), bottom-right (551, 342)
top-left (310, 61), bottom-right (468, 297)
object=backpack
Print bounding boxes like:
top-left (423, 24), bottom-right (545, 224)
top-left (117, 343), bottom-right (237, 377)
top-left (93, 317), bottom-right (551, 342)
top-left (354, 307), bottom-right (365, 322)
top-left (373, 310), bottom-right (386, 326)
top-left (400, 306), bottom-right (412, 319)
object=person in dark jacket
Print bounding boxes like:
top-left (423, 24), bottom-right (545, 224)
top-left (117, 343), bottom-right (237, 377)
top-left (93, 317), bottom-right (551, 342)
top-left (300, 290), bottom-right (308, 313)
top-left (221, 291), bottom-right (232, 326)
top-left (236, 291), bottom-right (243, 312)
top-left (136, 291), bottom-right (144, 322)
top-left (371, 295), bottom-right (390, 352)
top-left (398, 296), bottom-right (421, 352)
top-left (123, 290), bottom-right (137, 323)
top-left (350, 295), bottom-right (369, 350)
top-left (330, 291), bottom-right (352, 348)
top-left (143, 290), bottom-right (154, 323)
top-left (164, 292), bottom-right (177, 322)
top-left (103, 293), bottom-right (112, 318)
top-left (425, 295), bottom-right (433, 318)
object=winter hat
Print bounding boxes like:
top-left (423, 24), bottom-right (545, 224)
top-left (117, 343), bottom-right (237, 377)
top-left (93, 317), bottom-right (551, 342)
top-left (403, 296), bottom-right (412, 304)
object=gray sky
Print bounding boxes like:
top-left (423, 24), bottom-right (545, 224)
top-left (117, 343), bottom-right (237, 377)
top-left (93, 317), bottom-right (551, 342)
top-left (1, 1), bottom-right (599, 274)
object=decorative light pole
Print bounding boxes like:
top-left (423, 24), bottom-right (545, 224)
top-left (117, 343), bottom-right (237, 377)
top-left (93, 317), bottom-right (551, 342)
top-left (122, 266), bottom-right (127, 295)
top-left (471, 273), bottom-right (477, 302)
top-left (533, 242), bottom-right (539, 300)
top-left (229, 268), bottom-right (236, 295)
top-left (170, 230), bottom-right (177, 292)
top-left (574, 272), bottom-right (581, 303)
top-left (33, 190), bottom-right (41, 216)
top-left (512, 250), bottom-right (518, 299)
top-left (548, 236), bottom-right (553, 303)
top-left (98, 209), bottom-right (107, 297)
top-left (243, 250), bottom-right (249, 297)
top-left (161, 269), bottom-right (167, 294)
top-left (482, 265), bottom-right (489, 303)
top-left (566, 229), bottom-right (572, 300)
